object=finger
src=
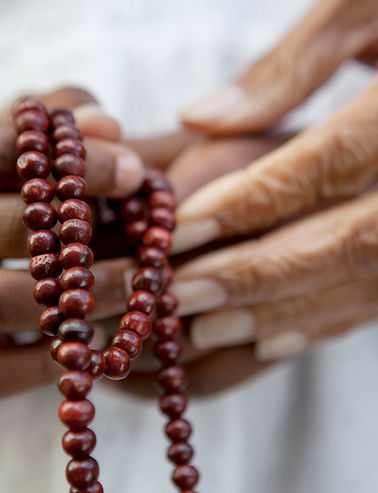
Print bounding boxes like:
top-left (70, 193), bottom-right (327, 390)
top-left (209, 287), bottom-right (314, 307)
top-left (174, 77), bottom-right (378, 252)
top-left (181, 0), bottom-right (378, 134)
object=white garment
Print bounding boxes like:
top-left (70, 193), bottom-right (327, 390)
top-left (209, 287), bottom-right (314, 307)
top-left (0, 1), bottom-right (377, 492)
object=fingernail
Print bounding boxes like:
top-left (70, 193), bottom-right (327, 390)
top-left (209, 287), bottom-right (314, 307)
top-left (113, 153), bottom-right (145, 197)
top-left (73, 103), bottom-right (104, 122)
top-left (172, 219), bottom-right (220, 253)
top-left (191, 308), bottom-right (255, 350)
top-left (173, 279), bottom-right (228, 316)
top-left (256, 331), bottom-right (309, 361)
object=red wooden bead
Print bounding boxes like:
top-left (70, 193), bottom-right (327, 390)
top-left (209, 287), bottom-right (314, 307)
top-left (50, 337), bottom-right (63, 361)
top-left (148, 190), bottom-right (176, 210)
top-left (66, 457), bottom-right (99, 489)
top-left (62, 428), bottom-right (96, 458)
top-left (143, 172), bottom-right (172, 194)
top-left (23, 202), bottom-right (57, 230)
top-left (86, 350), bottom-right (105, 381)
top-left (154, 316), bottom-right (182, 341)
top-left (30, 253), bottom-right (62, 280)
top-left (59, 399), bottom-right (95, 430)
top-left (39, 306), bottom-right (64, 336)
top-left (17, 151), bottom-right (50, 180)
top-left (124, 220), bottom-right (148, 246)
top-left (16, 130), bottom-right (49, 154)
top-left (53, 154), bottom-right (85, 179)
top-left (165, 419), bottom-right (192, 443)
top-left (127, 290), bottom-right (156, 315)
top-left (150, 207), bottom-right (176, 231)
top-left (103, 346), bottom-right (130, 380)
top-left (112, 330), bottom-right (142, 360)
top-left (59, 289), bottom-right (95, 318)
top-left (51, 108), bottom-right (75, 126)
top-left (142, 226), bottom-right (172, 253)
top-left (12, 97), bottom-right (47, 117)
top-left (157, 292), bottom-right (178, 316)
top-left (58, 319), bottom-right (94, 344)
top-left (159, 264), bottom-right (174, 289)
top-left (27, 230), bottom-right (59, 256)
top-left (69, 481), bottom-right (103, 493)
top-left (53, 124), bottom-right (81, 142)
top-left (58, 199), bottom-right (91, 222)
top-left (172, 465), bottom-right (199, 490)
top-left (60, 267), bottom-right (94, 291)
top-left (58, 371), bottom-right (92, 400)
top-left (56, 175), bottom-right (87, 201)
top-left (57, 342), bottom-right (91, 371)
top-left (59, 219), bottom-right (92, 244)
top-left (33, 277), bottom-right (61, 306)
top-left (54, 138), bottom-right (86, 159)
top-left (168, 442), bottom-right (193, 465)
top-left (14, 109), bottom-right (49, 133)
top-left (21, 178), bottom-right (54, 204)
top-left (159, 393), bottom-right (188, 418)
top-left (119, 311), bottom-right (152, 341)
top-left (153, 340), bottom-right (182, 365)
top-left (157, 366), bottom-right (187, 394)
top-left (132, 267), bottom-right (162, 293)
top-left (59, 243), bottom-right (94, 269)
top-left (121, 197), bottom-right (144, 223)
top-left (136, 245), bottom-right (167, 268)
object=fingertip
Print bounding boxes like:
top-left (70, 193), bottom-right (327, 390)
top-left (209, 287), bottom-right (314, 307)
top-left (74, 103), bottom-right (122, 142)
top-left (112, 151), bottom-right (145, 198)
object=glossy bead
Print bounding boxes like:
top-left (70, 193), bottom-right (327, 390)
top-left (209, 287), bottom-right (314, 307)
top-left (59, 289), bottom-right (95, 318)
top-left (58, 319), bottom-right (94, 344)
top-left (136, 245), bottom-right (167, 268)
top-left (127, 290), bottom-right (156, 315)
top-left (50, 337), bottom-right (63, 361)
top-left (33, 277), bottom-right (61, 306)
top-left (58, 199), bottom-right (91, 222)
top-left (142, 226), bottom-right (172, 253)
top-left (59, 219), bottom-right (92, 245)
top-left (54, 139), bottom-right (86, 159)
top-left (168, 442), bottom-right (193, 465)
top-left (143, 172), bottom-right (172, 194)
top-left (16, 130), bottom-right (49, 154)
top-left (119, 311), bottom-right (152, 341)
top-left (56, 175), bottom-right (87, 201)
top-left (53, 124), bottom-right (81, 142)
top-left (27, 230), bottom-right (59, 256)
top-left (159, 393), bottom-right (188, 418)
top-left (157, 366), bottom-right (187, 394)
top-left (59, 399), bottom-right (95, 430)
top-left (159, 264), bottom-right (174, 289)
top-left (17, 151), bottom-right (50, 180)
top-left (165, 419), bottom-right (192, 443)
top-left (132, 267), bottom-right (162, 293)
top-left (153, 340), bottom-right (182, 365)
top-left (154, 316), bottom-right (182, 341)
top-left (30, 253), bottom-right (62, 280)
top-left (58, 371), bottom-right (92, 400)
top-left (59, 243), bottom-right (94, 269)
top-left (12, 97), bottom-right (47, 117)
top-left (53, 154), bottom-right (85, 179)
top-left (21, 178), bottom-right (54, 204)
top-left (150, 207), bottom-right (176, 231)
top-left (66, 457), bottom-right (99, 489)
top-left (23, 202), bottom-right (57, 230)
top-left (112, 330), bottom-right (142, 360)
top-left (70, 481), bottom-right (103, 493)
top-left (39, 306), bottom-right (64, 336)
top-left (62, 428), bottom-right (96, 458)
top-left (86, 350), bottom-right (105, 381)
top-left (14, 109), bottom-right (49, 133)
top-left (50, 108), bottom-right (75, 126)
top-left (60, 267), bottom-right (94, 291)
top-left (121, 197), bottom-right (144, 223)
top-left (157, 292), bottom-right (178, 316)
top-left (172, 465), bottom-right (199, 490)
top-left (57, 342), bottom-right (91, 371)
top-left (103, 346), bottom-right (130, 380)
top-left (124, 220), bottom-right (148, 246)
top-left (148, 190), bottom-right (176, 210)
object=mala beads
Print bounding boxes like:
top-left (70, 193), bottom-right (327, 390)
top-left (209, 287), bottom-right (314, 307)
top-left (12, 97), bottom-right (199, 493)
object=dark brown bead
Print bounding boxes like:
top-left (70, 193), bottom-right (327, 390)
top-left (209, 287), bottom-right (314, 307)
top-left (50, 108), bottom-right (75, 126)
top-left (59, 219), bottom-right (92, 245)
top-left (103, 346), bottom-right (130, 380)
top-left (53, 124), bottom-right (81, 142)
top-left (16, 130), bottom-right (49, 154)
top-left (119, 311), bottom-right (152, 341)
top-left (148, 190), bottom-right (176, 210)
top-left (70, 481), bottom-right (103, 493)
top-left (58, 199), bottom-right (91, 222)
top-left (60, 243), bottom-right (94, 269)
top-left (124, 220), bottom-right (148, 246)
top-left (160, 393), bottom-right (188, 418)
top-left (21, 178), bottom-right (54, 204)
top-left (59, 289), bottom-right (95, 318)
top-left (30, 253), bottom-right (62, 280)
top-left (50, 337), bottom-right (63, 360)
top-left (27, 230), bottom-right (59, 256)
top-left (14, 109), bottom-right (49, 133)
top-left (143, 226), bottom-right (172, 253)
top-left (59, 370), bottom-right (92, 400)
top-left (157, 366), bottom-right (187, 394)
top-left (33, 277), bottom-right (61, 306)
top-left (53, 154), bottom-right (85, 179)
top-left (62, 428), bottom-right (96, 458)
top-left (165, 418), bottom-right (192, 443)
top-left (159, 264), bottom-right (174, 290)
top-left (60, 267), bottom-right (94, 291)
top-left (58, 319), bottom-right (94, 344)
top-left (57, 342), bottom-right (91, 371)
top-left (112, 330), bottom-right (142, 360)
top-left (39, 306), bottom-right (64, 336)
top-left (136, 245), bottom-right (167, 268)
top-left (150, 207), bottom-right (176, 231)
top-left (157, 292), bottom-right (178, 316)
top-left (127, 290), bottom-right (156, 315)
top-left (86, 350), bottom-right (105, 381)
top-left (132, 267), bottom-right (162, 293)
top-left (168, 442), bottom-right (193, 465)
top-left (66, 457), bottom-right (99, 489)
top-left (143, 172), bottom-right (172, 194)
top-left (23, 202), bottom-right (57, 230)
top-left (54, 139), bottom-right (86, 159)
top-left (121, 198), bottom-right (144, 223)
top-left (153, 340), bottom-right (182, 365)
top-left (172, 465), bottom-right (199, 490)
top-left (59, 399), bottom-right (95, 430)
top-left (56, 175), bottom-right (87, 201)
top-left (154, 316), bottom-right (182, 341)
top-left (12, 97), bottom-right (47, 117)
top-left (17, 151), bottom-right (50, 180)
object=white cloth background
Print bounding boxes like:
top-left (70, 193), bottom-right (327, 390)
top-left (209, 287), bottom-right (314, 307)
top-left (0, 0), bottom-right (377, 492)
